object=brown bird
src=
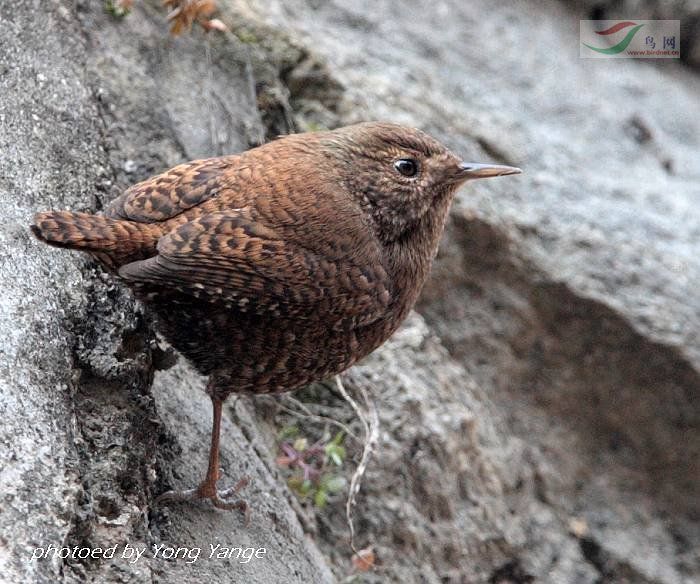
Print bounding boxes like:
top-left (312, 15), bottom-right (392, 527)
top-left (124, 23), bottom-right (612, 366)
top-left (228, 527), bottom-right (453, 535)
top-left (31, 122), bottom-right (520, 513)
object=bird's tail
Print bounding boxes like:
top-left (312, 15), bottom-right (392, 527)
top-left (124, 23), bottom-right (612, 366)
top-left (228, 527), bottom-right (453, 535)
top-left (31, 211), bottom-right (161, 262)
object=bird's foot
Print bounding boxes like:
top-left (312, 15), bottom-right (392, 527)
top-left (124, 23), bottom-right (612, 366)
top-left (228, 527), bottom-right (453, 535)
top-left (157, 475), bottom-right (251, 521)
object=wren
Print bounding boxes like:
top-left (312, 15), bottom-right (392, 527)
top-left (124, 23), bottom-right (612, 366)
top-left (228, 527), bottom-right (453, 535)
top-left (31, 122), bottom-right (521, 513)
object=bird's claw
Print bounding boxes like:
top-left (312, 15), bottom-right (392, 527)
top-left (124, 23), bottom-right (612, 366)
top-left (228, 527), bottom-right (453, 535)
top-left (157, 475), bottom-right (251, 523)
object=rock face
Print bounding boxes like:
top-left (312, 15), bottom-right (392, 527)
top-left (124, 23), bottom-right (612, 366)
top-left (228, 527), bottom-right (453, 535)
top-left (0, 2), bottom-right (330, 583)
top-left (1, 1), bottom-right (698, 583)
top-left (240, 0), bottom-right (699, 581)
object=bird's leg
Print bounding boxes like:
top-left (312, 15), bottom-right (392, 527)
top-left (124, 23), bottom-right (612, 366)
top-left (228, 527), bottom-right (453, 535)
top-left (157, 390), bottom-right (250, 519)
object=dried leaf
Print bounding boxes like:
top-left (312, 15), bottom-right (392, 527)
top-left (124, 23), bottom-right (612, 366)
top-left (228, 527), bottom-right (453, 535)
top-left (170, 17), bottom-right (187, 36)
top-left (163, 0), bottom-right (226, 36)
top-left (197, 0), bottom-right (217, 17)
top-left (202, 18), bottom-right (228, 32)
top-left (352, 547), bottom-right (375, 572)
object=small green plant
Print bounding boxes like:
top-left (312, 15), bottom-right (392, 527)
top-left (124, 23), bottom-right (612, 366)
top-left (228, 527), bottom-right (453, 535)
top-left (105, 0), bottom-right (133, 18)
top-left (232, 26), bottom-right (259, 45)
top-left (276, 428), bottom-right (347, 508)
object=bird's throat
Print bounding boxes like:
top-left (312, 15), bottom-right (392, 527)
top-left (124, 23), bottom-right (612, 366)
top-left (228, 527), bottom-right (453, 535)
top-left (387, 187), bottom-right (456, 314)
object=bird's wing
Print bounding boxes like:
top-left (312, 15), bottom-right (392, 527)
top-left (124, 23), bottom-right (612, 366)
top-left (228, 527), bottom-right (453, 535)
top-left (118, 213), bottom-right (392, 328)
top-left (106, 157), bottom-right (233, 223)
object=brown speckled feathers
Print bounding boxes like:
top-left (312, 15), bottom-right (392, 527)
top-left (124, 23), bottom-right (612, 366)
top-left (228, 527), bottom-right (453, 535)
top-left (33, 123), bottom-right (524, 396)
top-left (31, 122), bottom-right (521, 510)
top-left (32, 122), bottom-right (520, 396)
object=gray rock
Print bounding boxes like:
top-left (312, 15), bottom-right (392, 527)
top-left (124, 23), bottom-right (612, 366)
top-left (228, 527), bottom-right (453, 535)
top-left (0, 2), bottom-right (330, 583)
top-left (2, 0), bottom-right (698, 583)
top-left (234, 0), bottom-right (699, 582)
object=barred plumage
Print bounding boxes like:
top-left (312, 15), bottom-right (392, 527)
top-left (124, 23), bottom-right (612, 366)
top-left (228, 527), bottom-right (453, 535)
top-left (31, 121), bottom-right (520, 512)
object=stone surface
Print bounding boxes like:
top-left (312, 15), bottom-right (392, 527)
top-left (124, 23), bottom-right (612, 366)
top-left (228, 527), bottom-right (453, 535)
top-left (1, 0), bottom-right (698, 583)
top-left (0, 2), bottom-right (330, 583)
top-left (233, 0), bottom-right (699, 582)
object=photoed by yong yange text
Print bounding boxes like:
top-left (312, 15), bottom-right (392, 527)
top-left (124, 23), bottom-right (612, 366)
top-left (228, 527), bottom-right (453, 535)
top-left (29, 543), bottom-right (268, 565)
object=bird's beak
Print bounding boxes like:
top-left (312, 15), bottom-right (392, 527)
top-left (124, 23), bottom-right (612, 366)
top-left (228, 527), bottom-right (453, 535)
top-left (456, 162), bottom-right (522, 180)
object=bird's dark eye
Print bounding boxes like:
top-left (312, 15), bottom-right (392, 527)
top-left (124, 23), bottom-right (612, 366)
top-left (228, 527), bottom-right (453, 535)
top-left (394, 158), bottom-right (419, 177)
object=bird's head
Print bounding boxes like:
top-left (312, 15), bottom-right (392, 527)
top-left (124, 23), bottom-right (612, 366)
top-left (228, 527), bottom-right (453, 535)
top-left (315, 122), bottom-right (521, 243)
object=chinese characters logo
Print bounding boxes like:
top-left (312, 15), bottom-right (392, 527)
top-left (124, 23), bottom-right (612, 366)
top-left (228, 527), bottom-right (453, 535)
top-left (580, 20), bottom-right (680, 59)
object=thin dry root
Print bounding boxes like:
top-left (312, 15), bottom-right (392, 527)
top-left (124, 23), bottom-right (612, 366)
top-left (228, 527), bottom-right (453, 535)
top-left (335, 375), bottom-right (380, 556)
